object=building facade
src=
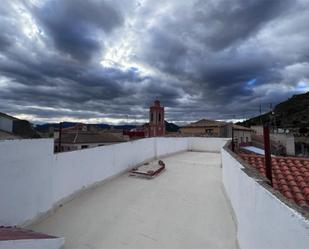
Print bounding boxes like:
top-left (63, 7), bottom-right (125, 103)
top-left (54, 131), bottom-right (125, 152)
top-left (180, 119), bottom-right (253, 146)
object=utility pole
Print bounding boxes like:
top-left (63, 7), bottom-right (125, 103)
top-left (231, 125), bottom-right (235, 152)
top-left (58, 122), bottom-right (62, 153)
top-left (259, 104), bottom-right (262, 125)
top-left (263, 125), bottom-right (273, 186)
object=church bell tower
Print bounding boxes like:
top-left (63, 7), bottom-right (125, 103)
top-left (148, 99), bottom-right (165, 137)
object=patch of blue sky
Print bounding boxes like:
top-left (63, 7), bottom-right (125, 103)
top-left (296, 81), bottom-right (309, 92)
top-left (246, 78), bottom-right (257, 86)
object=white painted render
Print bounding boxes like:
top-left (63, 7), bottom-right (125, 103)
top-left (270, 133), bottom-right (295, 156)
top-left (0, 137), bottom-right (225, 227)
top-left (222, 147), bottom-right (309, 249)
top-left (1, 136), bottom-right (309, 249)
top-left (0, 117), bottom-right (13, 133)
top-left (189, 137), bottom-right (230, 152)
top-left (30, 152), bottom-right (238, 249)
top-left (0, 139), bottom-right (54, 226)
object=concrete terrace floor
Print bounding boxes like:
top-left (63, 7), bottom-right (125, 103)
top-left (30, 151), bottom-right (238, 249)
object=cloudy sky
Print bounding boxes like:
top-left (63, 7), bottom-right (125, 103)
top-left (0, 0), bottom-right (308, 124)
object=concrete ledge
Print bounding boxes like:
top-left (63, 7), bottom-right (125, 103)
top-left (222, 142), bottom-right (309, 249)
top-left (0, 238), bottom-right (65, 249)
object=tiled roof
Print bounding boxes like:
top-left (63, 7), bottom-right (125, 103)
top-left (0, 226), bottom-right (57, 241)
top-left (232, 124), bottom-right (253, 131)
top-left (56, 132), bottom-right (125, 144)
top-left (0, 112), bottom-right (18, 120)
top-left (183, 119), bottom-right (226, 128)
top-left (182, 119), bottom-right (252, 131)
top-left (239, 153), bottom-right (309, 208)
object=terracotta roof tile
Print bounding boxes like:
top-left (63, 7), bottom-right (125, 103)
top-left (239, 153), bottom-right (309, 208)
top-left (0, 226), bottom-right (57, 241)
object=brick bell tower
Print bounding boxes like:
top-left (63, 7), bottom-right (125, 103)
top-left (149, 99), bottom-right (165, 137)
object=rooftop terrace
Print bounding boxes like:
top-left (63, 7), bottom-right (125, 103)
top-left (29, 151), bottom-right (238, 249)
top-left (0, 137), bottom-right (308, 249)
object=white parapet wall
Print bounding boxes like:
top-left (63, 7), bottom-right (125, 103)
top-left (0, 139), bottom-right (54, 227)
top-left (189, 137), bottom-right (230, 152)
top-left (0, 136), bottom-right (227, 226)
top-left (0, 117), bottom-right (13, 133)
top-left (52, 138), bottom-right (158, 204)
top-left (222, 146), bottom-right (309, 249)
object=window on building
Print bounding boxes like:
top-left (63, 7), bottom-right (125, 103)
top-left (246, 137), bottom-right (249, 143)
top-left (81, 145), bottom-right (89, 149)
top-left (158, 113), bottom-right (161, 122)
top-left (205, 129), bottom-right (213, 134)
top-left (151, 113), bottom-right (153, 122)
top-left (240, 137), bottom-right (243, 143)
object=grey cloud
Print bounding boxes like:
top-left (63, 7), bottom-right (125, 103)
top-left (31, 0), bottom-right (123, 61)
top-left (0, 0), bottom-right (308, 124)
top-left (192, 0), bottom-right (291, 50)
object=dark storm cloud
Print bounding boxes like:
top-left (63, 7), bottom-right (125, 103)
top-left (135, 0), bottom-right (308, 120)
top-left (31, 0), bottom-right (123, 61)
top-left (192, 0), bottom-right (291, 50)
top-left (0, 0), bottom-right (309, 123)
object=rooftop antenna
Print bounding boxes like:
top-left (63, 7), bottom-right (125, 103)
top-left (259, 103), bottom-right (262, 125)
top-left (231, 114), bottom-right (236, 152)
top-left (58, 122), bottom-right (63, 153)
top-left (263, 124), bottom-right (273, 186)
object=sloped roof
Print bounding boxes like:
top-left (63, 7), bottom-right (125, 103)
top-left (239, 153), bottom-right (309, 208)
top-left (0, 112), bottom-right (18, 120)
top-left (182, 119), bottom-right (252, 131)
top-left (232, 124), bottom-right (253, 131)
top-left (183, 119), bottom-right (227, 128)
top-left (57, 132), bottom-right (125, 144)
top-left (0, 226), bottom-right (57, 241)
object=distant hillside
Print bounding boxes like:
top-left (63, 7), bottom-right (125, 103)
top-left (36, 121), bottom-right (180, 133)
top-left (239, 91), bottom-right (309, 128)
top-left (165, 121), bottom-right (179, 132)
top-left (0, 112), bottom-right (18, 120)
top-left (35, 122), bottom-right (137, 132)
top-left (36, 122), bottom-right (79, 132)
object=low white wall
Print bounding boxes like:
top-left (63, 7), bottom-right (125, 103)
top-left (222, 147), bottom-right (309, 249)
top-left (0, 137), bottom-right (227, 226)
top-left (0, 139), bottom-right (54, 226)
top-left (190, 137), bottom-right (230, 152)
top-left (52, 138), bottom-right (157, 203)
top-left (156, 137), bottom-right (189, 156)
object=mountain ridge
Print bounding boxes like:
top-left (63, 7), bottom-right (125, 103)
top-left (238, 91), bottom-right (309, 129)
